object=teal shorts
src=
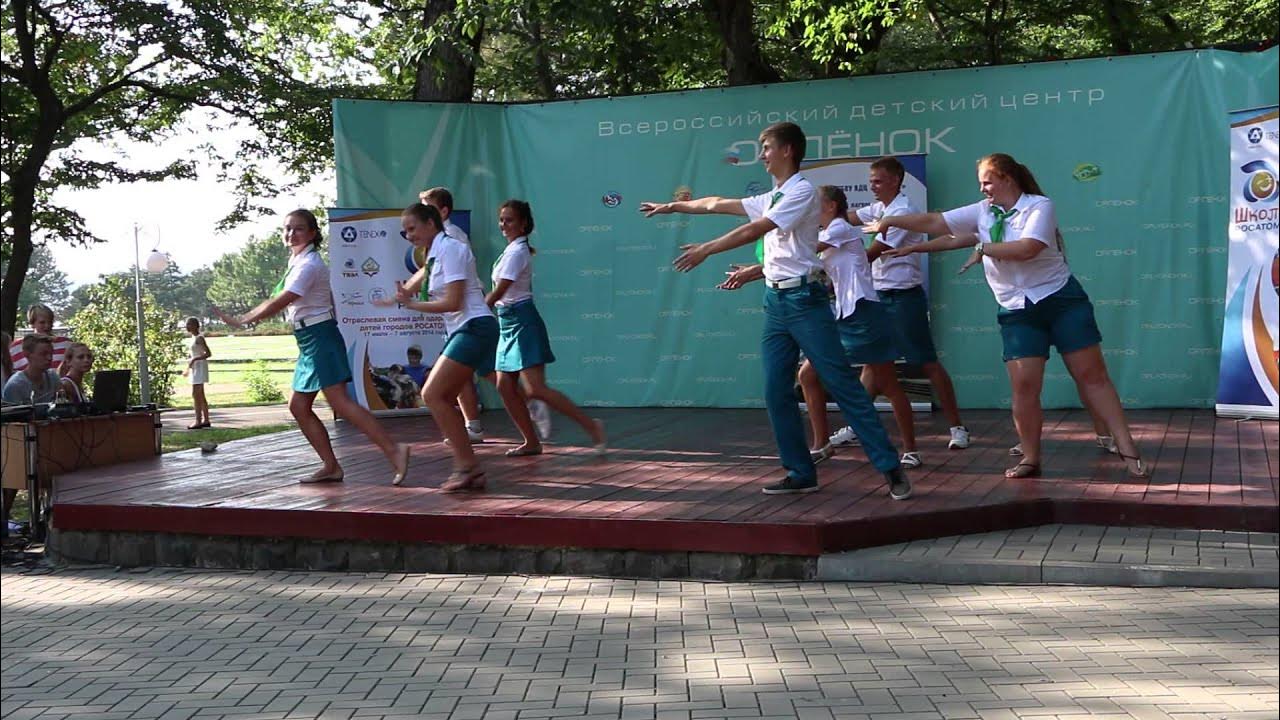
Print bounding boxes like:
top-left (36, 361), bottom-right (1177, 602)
top-left (496, 300), bottom-right (556, 372)
top-left (997, 275), bottom-right (1102, 361)
top-left (292, 319), bottom-right (353, 393)
top-left (878, 285), bottom-right (939, 365)
top-left (442, 315), bottom-right (498, 376)
top-left (836, 298), bottom-right (899, 366)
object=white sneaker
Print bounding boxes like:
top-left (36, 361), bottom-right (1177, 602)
top-left (900, 451), bottom-right (922, 468)
top-left (829, 426), bottom-right (859, 447)
top-left (810, 443), bottom-right (835, 464)
top-left (466, 424), bottom-right (484, 443)
top-left (529, 400), bottom-right (552, 441)
top-left (948, 425), bottom-right (970, 450)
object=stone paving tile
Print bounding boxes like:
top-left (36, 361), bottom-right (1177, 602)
top-left (1, 568), bottom-right (1277, 719)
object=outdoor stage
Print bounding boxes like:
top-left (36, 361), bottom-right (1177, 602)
top-left (48, 408), bottom-right (1278, 578)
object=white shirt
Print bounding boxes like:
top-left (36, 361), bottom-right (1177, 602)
top-left (425, 232), bottom-right (493, 334)
top-left (741, 173), bottom-right (824, 282)
top-left (942, 193), bottom-right (1071, 310)
top-left (491, 238), bottom-right (534, 307)
top-left (281, 248), bottom-right (334, 323)
top-left (856, 193), bottom-right (926, 290)
top-left (444, 219), bottom-right (469, 244)
top-left (818, 218), bottom-right (880, 320)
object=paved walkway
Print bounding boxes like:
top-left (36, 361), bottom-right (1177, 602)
top-left (160, 405), bottom-right (299, 432)
top-left (2, 568), bottom-right (1276, 720)
top-left (819, 525), bottom-right (1279, 588)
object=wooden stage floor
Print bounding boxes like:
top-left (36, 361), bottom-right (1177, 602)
top-left (52, 408), bottom-right (1278, 556)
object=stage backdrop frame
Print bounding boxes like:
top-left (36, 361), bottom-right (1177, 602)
top-left (334, 48), bottom-right (1278, 409)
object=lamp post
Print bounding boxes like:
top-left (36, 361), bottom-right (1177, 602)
top-left (133, 225), bottom-right (170, 406)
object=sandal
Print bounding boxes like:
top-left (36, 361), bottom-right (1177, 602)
top-left (187, 423), bottom-right (204, 430)
top-left (1004, 461), bottom-right (1041, 479)
top-left (1119, 452), bottom-right (1150, 478)
top-left (505, 445), bottom-right (543, 457)
top-left (1009, 443), bottom-right (1024, 456)
top-left (1096, 434), bottom-right (1118, 454)
top-left (301, 470), bottom-right (344, 484)
top-left (441, 466), bottom-right (486, 492)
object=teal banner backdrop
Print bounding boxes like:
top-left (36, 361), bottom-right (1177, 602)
top-left (335, 49), bottom-right (1279, 409)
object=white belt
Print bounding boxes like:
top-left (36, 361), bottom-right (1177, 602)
top-left (765, 273), bottom-right (819, 290)
top-left (293, 311), bottom-right (334, 330)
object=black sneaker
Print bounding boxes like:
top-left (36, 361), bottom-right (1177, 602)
top-left (762, 477), bottom-right (820, 495)
top-left (885, 467), bottom-right (912, 500)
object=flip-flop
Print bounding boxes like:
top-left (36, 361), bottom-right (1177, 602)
top-left (1004, 461), bottom-right (1041, 479)
top-left (1118, 452), bottom-right (1150, 478)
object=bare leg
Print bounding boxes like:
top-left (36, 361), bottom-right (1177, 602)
top-left (496, 371), bottom-right (540, 450)
top-left (193, 384), bottom-right (210, 425)
top-left (869, 363), bottom-right (915, 452)
top-left (422, 357), bottom-right (480, 471)
top-left (922, 361), bottom-right (964, 428)
top-left (798, 360), bottom-right (829, 450)
top-left (1005, 357), bottom-right (1047, 475)
top-left (457, 378), bottom-right (482, 425)
top-left (518, 365), bottom-right (604, 444)
top-left (1062, 344), bottom-right (1145, 475)
top-left (290, 390), bottom-right (341, 478)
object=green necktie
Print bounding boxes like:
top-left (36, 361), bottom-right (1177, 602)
top-left (273, 248), bottom-right (316, 295)
top-left (419, 257), bottom-right (435, 301)
top-left (989, 205), bottom-right (1019, 243)
top-left (754, 191), bottom-right (784, 264)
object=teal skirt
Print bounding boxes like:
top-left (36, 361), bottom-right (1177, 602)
top-left (292, 319), bottom-right (353, 392)
top-left (442, 315), bottom-right (499, 376)
top-left (496, 300), bottom-right (556, 372)
top-left (836, 298), bottom-right (898, 366)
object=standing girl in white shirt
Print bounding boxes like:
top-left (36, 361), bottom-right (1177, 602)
top-left (868, 153), bottom-right (1147, 479)
top-left (214, 209), bottom-right (411, 485)
top-left (486, 200), bottom-right (606, 456)
top-left (376, 203), bottom-right (498, 491)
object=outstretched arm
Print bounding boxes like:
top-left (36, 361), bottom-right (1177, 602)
top-left (863, 211), bottom-right (950, 237)
top-left (640, 197), bottom-right (746, 217)
top-left (212, 292), bottom-right (297, 329)
top-left (883, 233), bottom-right (978, 258)
top-left (673, 216), bottom-right (775, 272)
top-left (718, 263), bottom-right (765, 290)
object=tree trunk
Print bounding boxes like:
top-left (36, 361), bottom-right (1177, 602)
top-left (1098, 0), bottom-right (1134, 54)
top-left (412, 0), bottom-right (483, 101)
top-left (706, 0), bottom-right (781, 85)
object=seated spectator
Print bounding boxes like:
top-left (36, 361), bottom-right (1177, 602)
top-left (0, 331), bottom-right (12, 387)
top-left (2, 335), bottom-right (62, 405)
top-left (9, 304), bottom-right (70, 372)
top-left (60, 342), bottom-right (94, 403)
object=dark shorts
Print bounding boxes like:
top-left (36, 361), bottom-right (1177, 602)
top-left (878, 285), bottom-right (939, 365)
top-left (836, 298), bottom-right (899, 366)
top-left (997, 275), bottom-right (1103, 361)
top-left (442, 315), bottom-right (499, 376)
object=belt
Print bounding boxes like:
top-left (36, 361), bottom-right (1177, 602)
top-left (879, 285), bottom-right (924, 296)
top-left (292, 310), bottom-right (334, 330)
top-left (764, 273), bottom-right (820, 290)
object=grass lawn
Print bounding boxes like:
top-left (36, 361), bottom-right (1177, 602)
top-left (161, 423), bottom-right (296, 453)
top-left (170, 334), bottom-right (299, 408)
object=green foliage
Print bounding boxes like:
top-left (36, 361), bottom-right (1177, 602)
top-left (0, 244), bottom-right (71, 318)
top-left (243, 360), bottom-right (286, 403)
top-left (206, 235), bottom-right (291, 315)
top-left (67, 276), bottom-right (185, 407)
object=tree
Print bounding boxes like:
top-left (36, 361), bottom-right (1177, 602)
top-left (206, 235), bottom-right (290, 317)
top-left (0, 0), bottom-right (371, 336)
top-left (0, 244), bottom-right (70, 320)
top-left (67, 275), bottom-right (184, 407)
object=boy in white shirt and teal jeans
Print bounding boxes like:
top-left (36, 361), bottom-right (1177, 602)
top-left (640, 122), bottom-right (910, 499)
